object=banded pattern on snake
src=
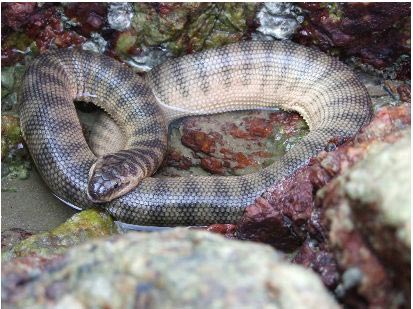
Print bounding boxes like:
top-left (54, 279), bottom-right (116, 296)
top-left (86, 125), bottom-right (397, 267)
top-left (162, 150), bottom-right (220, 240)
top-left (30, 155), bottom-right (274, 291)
top-left (19, 41), bottom-right (372, 226)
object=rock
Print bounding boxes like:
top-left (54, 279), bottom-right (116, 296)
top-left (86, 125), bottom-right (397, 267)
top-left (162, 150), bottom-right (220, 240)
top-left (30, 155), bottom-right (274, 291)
top-left (2, 209), bottom-right (118, 262)
top-left (294, 3), bottom-right (411, 78)
top-left (2, 229), bottom-right (339, 308)
top-left (26, 5), bottom-right (86, 52)
top-left (254, 2), bottom-right (304, 40)
top-left (1, 114), bottom-right (31, 179)
top-left (1, 228), bottom-right (33, 252)
top-left (158, 110), bottom-right (308, 178)
top-left (108, 2), bottom-right (134, 31)
top-left (1, 2), bottom-right (37, 31)
top-left (318, 131), bottom-right (410, 307)
top-left (397, 84), bottom-right (411, 103)
top-left (1, 64), bottom-right (26, 111)
top-left (64, 3), bottom-right (107, 36)
top-left (132, 3), bottom-right (257, 56)
top-left (81, 32), bottom-right (107, 54)
top-left (232, 100), bottom-right (410, 252)
top-left (292, 240), bottom-right (339, 289)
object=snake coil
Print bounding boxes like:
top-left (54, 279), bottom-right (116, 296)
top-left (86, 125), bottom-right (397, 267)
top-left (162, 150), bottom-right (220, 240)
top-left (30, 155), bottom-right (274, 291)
top-left (20, 41), bottom-right (372, 226)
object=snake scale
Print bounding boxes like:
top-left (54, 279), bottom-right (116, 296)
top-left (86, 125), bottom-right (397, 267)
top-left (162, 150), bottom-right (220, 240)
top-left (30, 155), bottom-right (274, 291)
top-left (19, 40), bottom-right (372, 226)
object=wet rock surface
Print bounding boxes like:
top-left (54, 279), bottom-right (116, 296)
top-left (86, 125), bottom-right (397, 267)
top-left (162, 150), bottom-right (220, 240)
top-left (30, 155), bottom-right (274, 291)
top-left (294, 3), bottom-right (411, 79)
top-left (132, 3), bottom-right (257, 56)
top-left (2, 229), bottom-right (339, 308)
top-left (318, 132), bottom-right (410, 308)
top-left (2, 209), bottom-right (117, 262)
top-left (254, 3), bottom-right (304, 40)
top-left (158, 110), bottom-right (308, 178)
top-left (1, 3), bottom-right (411, 308)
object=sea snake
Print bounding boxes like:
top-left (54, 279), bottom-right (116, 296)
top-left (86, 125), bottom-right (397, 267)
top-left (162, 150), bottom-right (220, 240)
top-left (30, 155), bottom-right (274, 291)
top-left (19, 40), bottom-right (372, 226)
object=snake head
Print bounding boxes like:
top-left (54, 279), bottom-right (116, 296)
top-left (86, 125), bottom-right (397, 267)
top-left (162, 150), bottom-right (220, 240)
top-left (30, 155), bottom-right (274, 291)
top-left (87, 154), bottom-right (142, 203)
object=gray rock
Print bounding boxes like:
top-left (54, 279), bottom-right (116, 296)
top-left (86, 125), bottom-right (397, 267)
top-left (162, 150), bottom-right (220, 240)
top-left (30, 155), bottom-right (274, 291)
top-left (343, 131), bottom-right (411, 251)
top-left (2, 229), bottom-right (339, 308)
top-left (254, 3), bottom-right (303, 40)
top-left (82, 32), bottom-right (108, 54)
top-left (108, 2), bottom-right (134, 31)
top-left (320, 130), bottom-right (411, 307)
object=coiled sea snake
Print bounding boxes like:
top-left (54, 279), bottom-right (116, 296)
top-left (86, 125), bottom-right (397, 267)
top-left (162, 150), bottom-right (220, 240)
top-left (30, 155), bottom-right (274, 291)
top-left (19, 40), bottom-right (372, 226)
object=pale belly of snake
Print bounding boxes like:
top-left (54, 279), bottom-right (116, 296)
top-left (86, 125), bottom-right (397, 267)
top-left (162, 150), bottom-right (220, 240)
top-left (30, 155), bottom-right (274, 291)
top-left (19, 40), bottom-right (372, 226)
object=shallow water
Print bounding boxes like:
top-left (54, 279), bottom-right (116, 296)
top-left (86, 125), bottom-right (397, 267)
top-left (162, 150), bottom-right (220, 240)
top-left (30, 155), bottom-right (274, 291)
top-left (2, 107), bottom-right (308, 233)
top-left (2, 169), bottom-right (76, 232)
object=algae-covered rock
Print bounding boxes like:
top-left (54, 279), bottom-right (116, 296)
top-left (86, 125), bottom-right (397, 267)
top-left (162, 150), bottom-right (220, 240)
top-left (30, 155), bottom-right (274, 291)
top-left (1, 65), bottom-right (26, 111)
top-left (132, 3), bottom-right (257, 55)
top-left (1, 114), bottom-right (31, 180)
top-left (2, 228), bottom-right (339, 308)
top-left (2, 209), bottom-right (117, 262)
top-left (319, 131), bottom-right (411, 308)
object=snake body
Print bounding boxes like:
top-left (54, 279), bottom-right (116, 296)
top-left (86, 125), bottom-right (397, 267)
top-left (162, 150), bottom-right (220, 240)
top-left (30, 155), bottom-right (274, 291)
top-left (19, 41), bottom-right (372, 226)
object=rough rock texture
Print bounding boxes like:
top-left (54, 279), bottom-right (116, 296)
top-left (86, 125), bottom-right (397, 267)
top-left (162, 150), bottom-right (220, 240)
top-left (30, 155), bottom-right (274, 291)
top-left (233, 103), bottom-right (410, 252)
top-left (1, 64), bottom-right (26, 111)
top-left (64, 3), bottom-right (107, 37)
top-left (1, 228), bottom-right (33, 252)
top-left (158, 110), bottom-right (308, 178)
top-left (107, 2), bottom-right (133, 31)
top-left (294, 3), bottom-right (411, 79)
top-left (318, 132), bottom-right (410, 308)
top-left (2, 209), bottom-right (117, 262)
top-left (254, 2), bottom-right (304, 40)
top-left (132, 3), bottom-right (257, 55)
top-left (2, 229), bottom-right (339, 309)
top-left (1, 114), bottom-right (31, 179)
top-left (292, 239), bottom-right (339, 289)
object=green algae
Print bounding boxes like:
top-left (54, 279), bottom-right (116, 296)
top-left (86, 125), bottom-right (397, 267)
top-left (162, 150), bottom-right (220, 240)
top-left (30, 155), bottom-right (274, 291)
top-left (3, 32), bottom-right (33, 51)
top-left (2, 209), bottom-right (118, 261)
top-left (1, 114), bottom-right (32, 180)
top-left (115, 31), bottom-right (137, 55)
top-left (132, 3), bottom-right (257, 55)
top-left (2, 64), bottom-right (26, 111)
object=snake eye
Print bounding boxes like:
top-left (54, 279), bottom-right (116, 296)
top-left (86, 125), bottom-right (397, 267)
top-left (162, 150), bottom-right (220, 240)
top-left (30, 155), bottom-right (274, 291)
top-left (113, 183), bottom-right (119, 189)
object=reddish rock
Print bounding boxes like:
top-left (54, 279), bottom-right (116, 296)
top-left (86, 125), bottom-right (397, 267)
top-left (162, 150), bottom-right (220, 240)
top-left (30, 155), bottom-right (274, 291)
top-left (319, 179), bottom-right (405, 307)
top-left (294, 3), bottom-right (411, 73)
top-left (64, 3), bottom-right (107, 36)
top-left (164, 149), bottom-right (192, 170)
top-left (223, 122), bottom-right (251, 139)
top-left (356, 104), bottom-right (411, 143)
top-left (293, 240), bottom-right (339, 289)
top-left (22, 5), bottom-right (87, 53)
top-left (181, 127), bottom-right (218, 154)
top-left (233, 104), bottom-right (410, 253)
top-left (200, 157), bottom-right (224, 175)
top-left (397, 84), bottom-right (411, 103)
top-left (236, 196), bottom-right (308, 252)
top-left (2, 2), bottom-right (36, 31)
top-left (2, 254), bottom-right (63, 303)
top-left (1, 48), bottom-right (23, 67)
top-left (233, 152), bottom-right (255, 169)
top-left (54, 32), bottom-right (86, 49)
top-left (26, 6), bottom-right (62, 39)
top-left (206, 224), bottom-right (237, 237)
top-left (244, 117), bottom-right (273, 138)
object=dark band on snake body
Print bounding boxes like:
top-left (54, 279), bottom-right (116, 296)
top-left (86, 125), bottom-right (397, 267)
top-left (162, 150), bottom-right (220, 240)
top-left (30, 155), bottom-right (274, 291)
top-left (19, 40), bottom-right (372, 226)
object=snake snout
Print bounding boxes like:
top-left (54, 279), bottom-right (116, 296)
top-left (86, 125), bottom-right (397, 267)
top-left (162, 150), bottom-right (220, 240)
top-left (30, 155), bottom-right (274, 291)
top-left (87, 174), bottom-right (123, 203)
top-left (88, 154), bottom-right (143, 203)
